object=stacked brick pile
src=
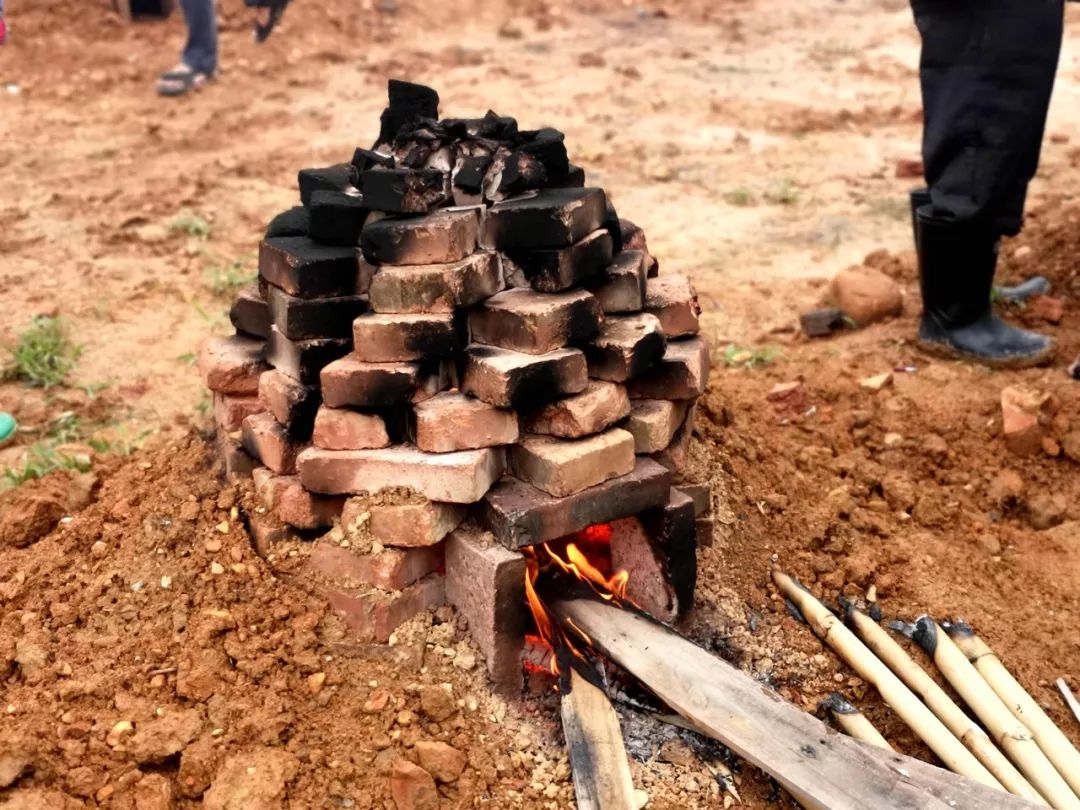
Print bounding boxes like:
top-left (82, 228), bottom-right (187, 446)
top-left (199, 81), bottom-right (710, 663)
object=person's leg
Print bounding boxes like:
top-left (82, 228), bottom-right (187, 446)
top-left (910, 0), bottom-right (1063, 367)
top-left (178, 0), bottom-right (217, 76)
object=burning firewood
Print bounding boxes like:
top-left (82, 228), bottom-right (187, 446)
top-left (772, 571), bottom-right (1004, 792)
top-left (844, 604), bottom-right (1042, 802)
top-left (943, 622), bottom-right (1080, 800)
top-left (818, 693), bottom-right (893, 752)
top-left (897, 617), bottom-right (1080, 809)
top-left (559, 664), bottom-right (637, 810)
top-left (552, 597), bottom-right (1041, 810)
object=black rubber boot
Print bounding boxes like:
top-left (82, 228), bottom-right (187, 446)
top-left (916, 208), bottom-right (1053, 368)
top-left (910, 188), bottom-right (931, 249)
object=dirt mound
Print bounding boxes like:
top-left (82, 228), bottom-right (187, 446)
top-left (0, 434), bottom-right (576, 808)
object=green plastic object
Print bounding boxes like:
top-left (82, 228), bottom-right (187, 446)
top-left (0, 412), bottom-right (15, 444)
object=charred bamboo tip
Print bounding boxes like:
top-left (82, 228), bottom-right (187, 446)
top-left (940, 618), bottom-right (975, 638)
top-left (887, 618), bottom-right (916, 640)
top-left (819, 692), bottom-right (859, 716)
top-left (910, 615), bottom-right (939, 655)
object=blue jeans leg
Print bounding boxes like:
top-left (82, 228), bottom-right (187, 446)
top-left (179, 0), bottom-right (218, 76)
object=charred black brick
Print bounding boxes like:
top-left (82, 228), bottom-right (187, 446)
top-left (266, 285), bottom-right (367, 341)
top-left (800, 308), bottom-right (846, 338)
top-left (266, 326), bottom-right (351, 385)
top-left (641, 489), bottom-right (697, 615)
top-left (549, 164), bottom-right (586, 189)
top-left (498, 152), bottom-right (548, 195)
top-left (504, 229), bottom-right (613, 293)
top-left (516, 128), bottom-right (569, 179)
top-left (298, 163), bottom-right (355, 206)
top-left (378, 80), bottom-right (440, 144)
top-left (350, 148), bottom-right (395, 179)
top-left (230, 284), bottom-right (271, 339)
top-left (308, 190), bottom-right (370, 246)
top-left (454, 156), bottom-right (494, 194)
top-left (360, 168), bottom-right (450, 214)
top-left (602, 200), bottom-right (623, 253)
top-left (483, 187), bottom-right (606, 250)
top-left (259, 237), bottom-right (364, 300)
top-left (265, 206), bottom-right (310, 239)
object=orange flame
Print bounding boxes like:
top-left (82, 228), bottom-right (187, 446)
top-left (521, 523), bottom-right (632, 679)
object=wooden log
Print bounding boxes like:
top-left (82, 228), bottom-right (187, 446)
top-left (846, 606), bottom-right (1044, 803)
top-left (946, 624), bottom-right (1080, 800)
top-left (560, 666), bottom-right (637, 810)
top-left (553, 599), bottom-right (1044, 810)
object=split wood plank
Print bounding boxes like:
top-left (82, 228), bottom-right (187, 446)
top-left (561, 666), bottom-right (637, 810)
top-left (553, 599), bottom-right (1044, 810)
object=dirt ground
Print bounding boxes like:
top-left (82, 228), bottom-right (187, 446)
top-left (4, 0), bottom-right (1080, 806)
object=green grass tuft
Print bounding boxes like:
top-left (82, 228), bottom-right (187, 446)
top-left (722, 343), bottom-right (782, 369)
top-left (169, 209), bottom-right (212, 239)
top-left (6, 316), bottom-right (82, 388)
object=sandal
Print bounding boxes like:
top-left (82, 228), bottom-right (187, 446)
top-left (155, 65), bottom-right (211, 97)
top-left (251, 0), bottom-right (290, 43)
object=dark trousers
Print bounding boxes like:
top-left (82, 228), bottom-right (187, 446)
top-left (179, 0), bottom-right (217, 75)
top-left (912, 0), bottom-right (1064, 236)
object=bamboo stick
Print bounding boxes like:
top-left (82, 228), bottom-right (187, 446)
top-left (772, 572), bottom-right (1003, 791)
top-left (553, 598), bottom-right (1045, 810)
top-left (819, 693), bottom-right (893, 751)
top-left (845, 606), bottom-right (1045, 804)
top-left (902, 617), bottom-right (1080, 810)
top-left (945, 623), bottom-right (1080, 799)
top-left (1057, 679), bottom-right (1080, 729)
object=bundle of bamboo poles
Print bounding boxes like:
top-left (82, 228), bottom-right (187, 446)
top-left (774, 571), bottom-right (1080, 810)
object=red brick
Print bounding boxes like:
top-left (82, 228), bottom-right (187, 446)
top-left (696, 517), bottom-right (715, 548)
top-left (444, 526), bottom-right (526, 691)
top-left (461, 345), bottom-right (587, 408)
top-left (247, 511), bottom-right (301, 558)
top-left (366, 500), bottom-right (467, 547)
top-left (468, 288), bottom-right (602, 354)
top-left (524, 380), bottom-right (630, 438)
top-left (369, 252), bottom-right (502, 313)
top-left (297, 444), bottom-right (505, 503)
top-left (252, 468), bottom-right (345, 530)
top-left (625, 399), bottom-right (689, 453)
top-left (510, 428), bottom-right (635, 497)
top-left (198, 335), bottom-right (268, 395)
top-left (675, 483), bottom-right (712, 517)
top-left (229, 284), bottom-right (271, 339)
top-left (644, 275), bottom-right (701, 337)
top-left (308, 539), bottom-right (443, 590)
top-left (479, 458), bottom-right (672, 548)
top-left (321, 574), bottom-right (446, 643)
top-left (585, 313), bottom-right (666, 382)
top-left (641, 488), bottom-right (697, 611)
top-left (588, 249), bottom-right (647, 313)
top-left (361, 208), bottom-right (479, 265)
top-left (610, 517), bottom-right (677, 622)
top-left (352, 313), bottom-right (459, 362)
top-left (653, 404), bottom-right (696, 474)
top-left (412, 392), bottom-right (518, 453)
top-left (321, 357), bottom-right (424, 409)
top-left (258, 370), bottom-right (319, 435)
top-left (312, 407), bottom-right (391, 451)
top-left (241, 413), bottom-right (304, 474)
top-left (1001, 385), bottom-right (1058, 456)
top-left (627, 337), bottom-right (709, 400)
top-left (213, 393), bottom-right (262, 433)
